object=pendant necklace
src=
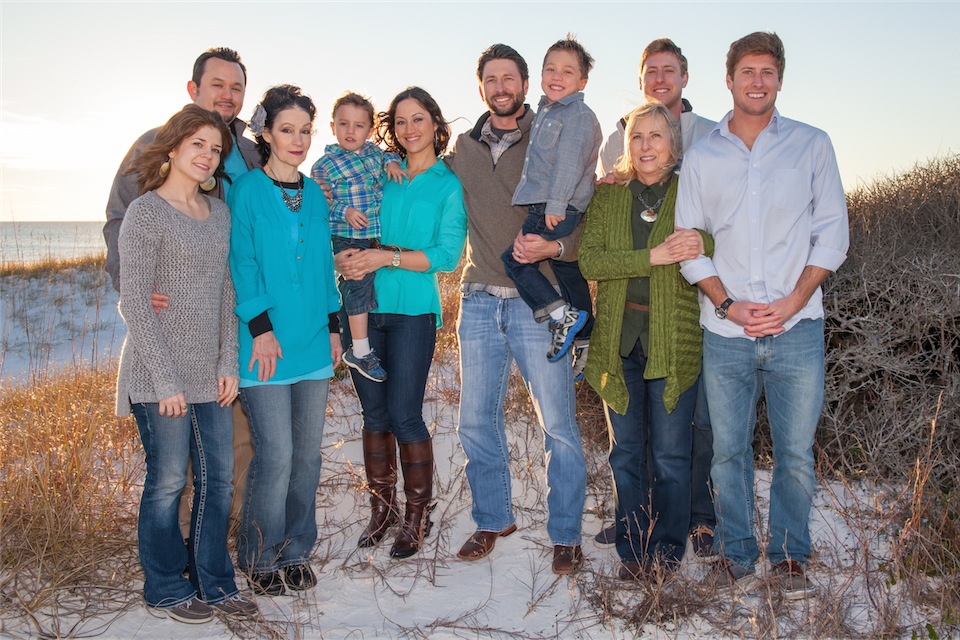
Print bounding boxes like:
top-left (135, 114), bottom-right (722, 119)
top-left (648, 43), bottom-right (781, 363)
top-left (635, 190), bottom-right (665, 223)
top-left (266, 166), bottom-right (303, 212)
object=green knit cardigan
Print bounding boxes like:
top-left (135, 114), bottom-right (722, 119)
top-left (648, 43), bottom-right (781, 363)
top-left (579, 178), bottom-right (714, 415)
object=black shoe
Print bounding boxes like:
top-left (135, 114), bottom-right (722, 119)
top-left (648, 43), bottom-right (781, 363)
top-left (284, 563), bottom-right (317, 591)
top-left (593, 524), bottom-right (617, 547)
top-left (248, 570), bottom-right (285, 596)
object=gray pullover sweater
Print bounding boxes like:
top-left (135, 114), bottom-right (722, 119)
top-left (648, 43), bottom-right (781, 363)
top-left (116, 191), bottom-right (238, 416)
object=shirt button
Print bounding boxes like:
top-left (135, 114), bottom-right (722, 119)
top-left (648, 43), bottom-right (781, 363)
top-left (752, 191), bottom-right (757, 195)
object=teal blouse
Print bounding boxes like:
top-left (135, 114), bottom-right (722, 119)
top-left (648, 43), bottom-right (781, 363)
top-left (373, 159), bottom-right (467, 327)
top-left (228, 169), bottom-right (341, 385)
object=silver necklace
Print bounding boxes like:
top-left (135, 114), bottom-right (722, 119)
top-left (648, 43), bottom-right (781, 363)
top-left (635, 189), bottom-right (665, 223)
top-left (266, 167), bottom-right (303, 212)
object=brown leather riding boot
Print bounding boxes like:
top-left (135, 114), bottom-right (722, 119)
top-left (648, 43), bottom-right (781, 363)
top-left (357, 430), bottom-right (399, 548)
top-left (389, 439), bottom-right (435, 559)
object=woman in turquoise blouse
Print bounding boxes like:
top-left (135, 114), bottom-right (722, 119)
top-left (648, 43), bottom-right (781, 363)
top-left (228, 85), bottom-right (341, 596)
top-left (336, 87), bottom-right (467, 559)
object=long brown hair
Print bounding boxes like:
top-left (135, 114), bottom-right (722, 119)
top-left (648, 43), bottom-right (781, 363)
top-left (129, 104), bottom-right (232, 195)
top-left (376, 87), bottom-right (450, 159)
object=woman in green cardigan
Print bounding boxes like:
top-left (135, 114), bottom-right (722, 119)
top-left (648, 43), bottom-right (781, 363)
top-left (580, 102), bottom-right (713, 580)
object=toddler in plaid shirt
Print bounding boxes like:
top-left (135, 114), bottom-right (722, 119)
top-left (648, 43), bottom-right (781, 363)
top-left (312, 92), bottom-right (404, 383)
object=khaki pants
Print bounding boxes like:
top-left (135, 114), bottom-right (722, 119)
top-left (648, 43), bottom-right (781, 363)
top-left (178, 399), bottom-right (254, 539)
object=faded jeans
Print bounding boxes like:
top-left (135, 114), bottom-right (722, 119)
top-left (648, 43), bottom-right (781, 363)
top-left (703, 319), bottom-right (824, 571)
top-left (456, 290), bottom-right (586, 545)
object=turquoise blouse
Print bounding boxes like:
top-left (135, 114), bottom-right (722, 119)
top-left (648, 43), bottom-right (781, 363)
top-left (373, 159), bottom-right (467, 327)
top-left (228, 169), bottom-right (341, 385)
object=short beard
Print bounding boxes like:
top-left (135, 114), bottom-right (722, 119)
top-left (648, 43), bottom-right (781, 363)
top-left (486, 92), bottom-right (524, 118)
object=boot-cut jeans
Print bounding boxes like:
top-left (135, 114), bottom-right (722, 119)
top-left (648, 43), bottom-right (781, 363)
top-left (703, 318), bottom-right (824, 572)
top-left (604, 341), bottom-right (696, 566)
top-left (132, 401), bottom-right (238, 607)
top-left (237, 378), bottom-right (329, 573)
top-left (456, 290), bottom-right (586, 546)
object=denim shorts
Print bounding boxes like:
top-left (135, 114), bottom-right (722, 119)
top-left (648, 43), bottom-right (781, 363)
top-left (332, 235), bottom-right (377, 315)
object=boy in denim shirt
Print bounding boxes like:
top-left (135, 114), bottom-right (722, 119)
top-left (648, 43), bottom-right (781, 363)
top-left (505, 35), bottom-right (601, 373)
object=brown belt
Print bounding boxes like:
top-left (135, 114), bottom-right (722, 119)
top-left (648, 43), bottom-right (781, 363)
top-left (624, 301), bottom-right (650, 312)
top-left (375, 242), bottom-right (413, 253)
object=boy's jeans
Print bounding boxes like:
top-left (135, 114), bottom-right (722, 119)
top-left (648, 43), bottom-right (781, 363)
top-left (501, 204), bottom-right (593, 341)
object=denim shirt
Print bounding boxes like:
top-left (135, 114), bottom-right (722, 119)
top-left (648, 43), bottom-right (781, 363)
top-left (512, 92), bottom-right (602, 217)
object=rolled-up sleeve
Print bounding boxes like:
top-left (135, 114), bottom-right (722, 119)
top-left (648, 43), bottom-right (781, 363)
top-left (423, 184), bottom-right (467, 273)
top-left (806, 133), bottom-right (849, 272)
top-left (676, 155), bottom-right (718, 286)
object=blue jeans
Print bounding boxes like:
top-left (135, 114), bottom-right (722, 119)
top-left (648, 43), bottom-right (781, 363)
top-left (340, 312), bottom-right (436, 443)
top-left (605, 341), bottom-right (696, 565)
top-left (501, 204), bottom-right (593, 341)
top-left (690, 376), bottom-right (716, 530)
top-left (703, 319), bottom-right (824, 571)
top-left (456, 290), bottom-right (586, 545)
top-left (332, 236), bottom-right (378, 316)
top-left (132, 401), bottom-right (237, 607)
top-left (237, 379), bottom-right (330, 572)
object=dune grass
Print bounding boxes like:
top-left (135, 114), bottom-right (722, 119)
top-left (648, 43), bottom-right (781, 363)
top-left (0, 252), bottom-right (106, 279)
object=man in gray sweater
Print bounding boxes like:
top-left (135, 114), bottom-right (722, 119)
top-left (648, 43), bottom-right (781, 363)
top-left (446, 44), bottom-right (587, 576)
top-left (104, 47), bottom-right (259, 539)
top-left (103, 47), bottom-right (259, 293)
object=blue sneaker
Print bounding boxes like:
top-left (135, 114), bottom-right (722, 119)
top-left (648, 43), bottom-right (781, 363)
top-left (547, 307), bottom-right (587, 362)
top-left (344, 347), bottom-right (387, 382)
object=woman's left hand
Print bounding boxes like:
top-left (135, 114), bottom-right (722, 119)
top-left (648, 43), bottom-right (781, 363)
top-left (335, 248), bottom-right (390, 281)
top-left (329, 333), bottom-right (343, 368)
top-left (216, 376), bottom-right (239, 407)
top-left (651, 227), bottom-right (704, 265)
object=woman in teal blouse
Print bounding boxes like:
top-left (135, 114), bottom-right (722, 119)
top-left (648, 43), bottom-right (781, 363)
top-left (336, 87), bottom-right (466, 559)
top-left (228, 85), bottom-right (341, 596)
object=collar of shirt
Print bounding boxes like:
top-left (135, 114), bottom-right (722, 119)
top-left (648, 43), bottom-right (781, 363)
top-left (537, 91), bottom-right (585, 111)
top-left (716, 108), bottom-right (784, 150)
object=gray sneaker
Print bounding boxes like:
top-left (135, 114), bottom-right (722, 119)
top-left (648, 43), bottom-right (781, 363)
top-left (572, 344), bottom-right (589, 382)
top-left (702, 558), bottom-right (757, 596)
top-left (770, 560), bottom-right (819, 600)
top-left (547, 307), bottom-right (587, 362)
top-left (593, 523), bottom-right (616, 547)
top-left (210, 593), bottom-right (260, 617)
top-left (154, 597), bottom-right (214, 624)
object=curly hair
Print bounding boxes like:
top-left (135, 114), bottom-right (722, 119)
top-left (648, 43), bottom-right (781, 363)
top-left (252, 84), bottom-right (317, 165)
top-left (375, 87), bottom-right (450, 159)
top-left (129, 104), bottom-right (232, 195)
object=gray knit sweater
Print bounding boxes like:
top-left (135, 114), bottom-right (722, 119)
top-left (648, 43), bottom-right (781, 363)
top-left (116, 191), bottom-right (239, 416)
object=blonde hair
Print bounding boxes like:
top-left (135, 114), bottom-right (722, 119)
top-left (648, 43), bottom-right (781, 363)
top-left (612, 102), bottom-right (681, 185)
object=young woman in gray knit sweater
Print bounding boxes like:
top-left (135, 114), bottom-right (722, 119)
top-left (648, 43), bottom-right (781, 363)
top-left (116, 105), bottom-right (257, 623)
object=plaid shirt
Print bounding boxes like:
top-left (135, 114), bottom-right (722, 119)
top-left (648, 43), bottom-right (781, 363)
top-left (310, 141), bottom-right (400, 239)
top-left (479, 118), bottom-right (524, 166)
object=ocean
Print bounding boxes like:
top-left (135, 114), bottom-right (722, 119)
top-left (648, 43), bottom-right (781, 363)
top-left (0, 221), bottom-right (105, 263)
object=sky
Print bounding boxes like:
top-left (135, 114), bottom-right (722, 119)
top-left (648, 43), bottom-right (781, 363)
top-left (1, 1), bottom-right (959, 223)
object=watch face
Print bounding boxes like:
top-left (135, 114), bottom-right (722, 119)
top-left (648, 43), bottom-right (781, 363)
top-left (715, 307), bottom-right (726, 319)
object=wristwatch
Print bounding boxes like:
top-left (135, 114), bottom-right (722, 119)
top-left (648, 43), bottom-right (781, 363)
top-left (391, 250), bottom-right (401, 269)
top-left (715, 297), bottom-right (734, 319)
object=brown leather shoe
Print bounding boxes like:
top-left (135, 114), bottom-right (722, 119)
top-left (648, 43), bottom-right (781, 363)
top-left (456, 523), bottom-right (518, 561)
top-left (618, 560), bottom-right (646, 582)
top-left (552, 544), bottom-right (583, 575)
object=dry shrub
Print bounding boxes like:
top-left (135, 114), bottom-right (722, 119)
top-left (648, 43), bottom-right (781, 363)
top-left (0, 365), bottom-right (142, 636)
top-left (820, 156), bottom-right (960, 484)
